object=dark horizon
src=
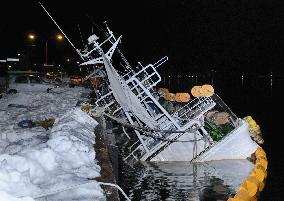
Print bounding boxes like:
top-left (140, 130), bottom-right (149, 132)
top-left (0, 0), bottom-right (284, 74)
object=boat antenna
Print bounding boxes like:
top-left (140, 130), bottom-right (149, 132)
top-left (38, 2), bottom-right (83, 59)
top-left (85, 13), bottom-right (108, 36)
top-left (77, 24), bottom-right (85, 48)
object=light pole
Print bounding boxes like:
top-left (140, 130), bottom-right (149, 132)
top-left (27, 33), bottom-right (36, 70)
top-left (45, 34), bottom-right (64, 66)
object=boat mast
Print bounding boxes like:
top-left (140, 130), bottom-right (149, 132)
top-left (38, 2), bottom-right (85, 60)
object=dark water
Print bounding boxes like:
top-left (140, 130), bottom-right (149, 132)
top-left (119, 160), bottom-right (254, 201)
top-left (118, 72), bottom-right (280, 200)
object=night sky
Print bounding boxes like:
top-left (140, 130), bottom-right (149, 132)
top-left (0, 0), bottom-right (284, 74)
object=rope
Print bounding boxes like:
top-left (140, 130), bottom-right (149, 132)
top-left (77, 24), bottom-right (85, 48)
top-left (21, 180), bottom-right (130, 201)
top-left (29, 181), bottom-right (98, 199)
top-left (104, 113), bottom-right (194, 134)
top-left (98, 182), bottom-right (131, 201)
top-left (142, 131), bottom-right (206, 143)
top-left (102, 113), bottom-right (207, 143)
top-left (122, 126), bottom-right (131, 139)
top-left (193, 131), bottom-right (198, 158)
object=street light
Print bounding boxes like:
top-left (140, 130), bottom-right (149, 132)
top-left (28, 34), bottom-right (35, 40)
top-left (26, 34), bottom-right (36, 70)
top-left (56, 34), bottom-right (63, 40)
top-left (45, 34), bottom-right (64, 65)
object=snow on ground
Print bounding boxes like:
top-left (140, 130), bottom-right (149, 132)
top-left (0, 87), bottom-right (106, 201)
top-left (0, 191), bottom-right (34, 201)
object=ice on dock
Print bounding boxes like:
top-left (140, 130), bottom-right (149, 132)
top-left (0, 88), bottom-right (106, 201)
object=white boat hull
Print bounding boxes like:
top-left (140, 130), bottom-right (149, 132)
top-left (150, 119), bottom-right (258, 162)
top-left (150, 131), bottom-right (208, 161)
top-left (194, 120), bottom-right (259, 162)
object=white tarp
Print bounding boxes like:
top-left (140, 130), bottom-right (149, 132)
top-left (102, 54), bottom-right (157, 129)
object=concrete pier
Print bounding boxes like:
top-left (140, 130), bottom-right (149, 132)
top-left (94, 117), bottom-right (120, 201)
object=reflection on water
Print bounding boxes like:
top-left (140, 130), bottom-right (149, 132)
top-left (119, 160), bottom-right (254, 201)
top-left (161, 72), bottom-right (279, 93)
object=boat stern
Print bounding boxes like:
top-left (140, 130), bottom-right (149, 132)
top-left (194, 119), bottom-right (259, 162)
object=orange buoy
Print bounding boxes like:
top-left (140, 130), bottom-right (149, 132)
top-left (158, 88), bottom-right (169, 95)
top-left (191, 84), bottom-right (214, 97)
top-left (201, 84), bottom-right (214, 96)
top-left (164, 93), bottom-right (175, 101)
top-left (175, 93), bottom-right (191, 103)
top-left (191, 86), bottom-right (202, 97)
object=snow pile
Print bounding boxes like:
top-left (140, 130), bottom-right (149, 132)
top-left (0, 191), bottom-right (34, 201)
top-left (0, 87), bottom-right (88, 154)
top-left (0, 88), bottom-right (106, 201)
top-left (48, 109), bottom-right (100, 178)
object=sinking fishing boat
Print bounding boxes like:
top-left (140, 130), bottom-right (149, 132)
top-left (38, 1), bottom-right (268, 198)
top-left (75, 24), bottom-right (263, 165)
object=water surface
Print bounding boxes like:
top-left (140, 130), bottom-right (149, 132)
top-left (119, 160), bottom-right (254, 201)
top-left (118, 72), bottom-right (278, 200)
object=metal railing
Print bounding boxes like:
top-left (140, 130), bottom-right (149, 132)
top-left (95, 58), bottom-right (166, 116)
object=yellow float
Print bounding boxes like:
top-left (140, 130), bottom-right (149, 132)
top-left (227, 146), bottom-right (268, 201)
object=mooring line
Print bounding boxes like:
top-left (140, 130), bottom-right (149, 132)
top-left (103, 113), bottom-right (207, 143)
top-left (21, 180), bottom-right (131, 201)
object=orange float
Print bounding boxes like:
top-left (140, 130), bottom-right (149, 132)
top-left (158, 88), bottom-right (169, 95)
top-left (191, 84), bottom-right (214, 97)
top-left (191, 86), bottom-right (202, 97)
top-left (175, 93), bottom-right (191, 103)
top-left (202, 84), bottom-right (214, 93)
top-left (164, 93), bottom-right (175, 101)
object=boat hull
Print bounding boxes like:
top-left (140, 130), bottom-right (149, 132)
top-left (150, 119), bottom-right (258, 162)
top-left (194, 120), bottom-right (259, 162)
top-left (149, 131), bottom-right (208, 161)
